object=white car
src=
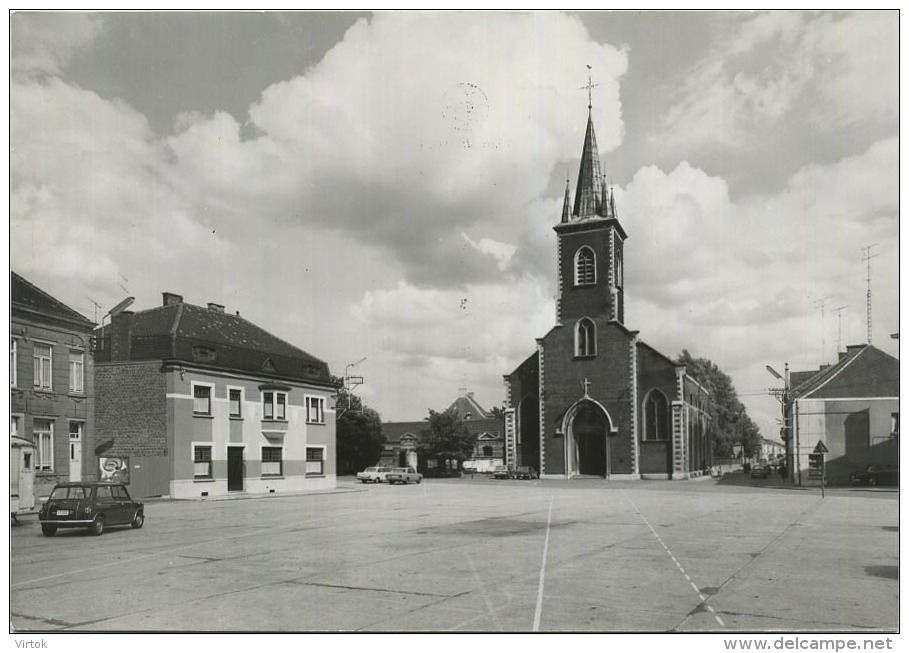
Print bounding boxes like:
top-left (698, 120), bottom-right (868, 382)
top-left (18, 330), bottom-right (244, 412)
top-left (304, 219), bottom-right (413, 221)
top-left (356, 466), bottom-right (391, 483)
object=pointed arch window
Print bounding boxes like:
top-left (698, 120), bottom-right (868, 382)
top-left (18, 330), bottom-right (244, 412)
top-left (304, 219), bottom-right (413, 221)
top-left (575, 318), bottom-right (596, 357)
top-left (574, 247), bottom-right (596, 286)
top-left (643, 389), bottom-right (669, 441)
top-left (615, 248), bottom-right (623, 288)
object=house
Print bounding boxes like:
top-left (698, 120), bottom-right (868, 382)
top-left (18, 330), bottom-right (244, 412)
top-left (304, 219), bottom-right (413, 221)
top-left (503, 97), bottom-right (712, 480)
top-left (381, 388), bottom-right (505, 473)
top-left (787, 344), bottom-right (898, 485)
top-left (11, 272), bottom-right (96, 508)
top-left (93, 292), bottom-right (339, 498)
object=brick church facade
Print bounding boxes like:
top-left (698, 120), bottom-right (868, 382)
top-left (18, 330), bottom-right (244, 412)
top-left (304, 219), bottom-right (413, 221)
top-left (504, 101), bottom-right (712, 480)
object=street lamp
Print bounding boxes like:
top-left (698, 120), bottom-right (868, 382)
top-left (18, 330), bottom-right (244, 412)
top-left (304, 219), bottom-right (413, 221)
top-left (766, 363), bottom-right (794, 484)
top-left (343, 357), bottom-right (367, 415)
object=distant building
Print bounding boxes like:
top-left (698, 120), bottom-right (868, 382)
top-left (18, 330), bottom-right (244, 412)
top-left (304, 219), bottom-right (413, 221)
top-left (93, 292), bottom-right (339, 498)
top-left (787, 344), bottom-right (899, 485)
top-left (11, 272), bottom-right (96, 508)
top-left (381, 388), bottom-right (505, 474)
top-left (504, 98), bottom-right (712, 480)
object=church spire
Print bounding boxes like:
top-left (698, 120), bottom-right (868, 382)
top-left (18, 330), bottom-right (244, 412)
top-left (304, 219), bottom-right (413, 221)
top-left (572, 108), bottom-right (604, 219)
top-left (561, 176), bottom-right (571, 223)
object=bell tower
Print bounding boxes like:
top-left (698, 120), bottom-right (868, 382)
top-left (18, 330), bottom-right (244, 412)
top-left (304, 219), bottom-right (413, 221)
top-left (554, 91), bottom-right (627, 326)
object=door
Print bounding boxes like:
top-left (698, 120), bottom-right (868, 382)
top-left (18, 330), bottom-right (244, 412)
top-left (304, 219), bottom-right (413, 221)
top-left (69, 422), bottom-right (83, 482)
top-left (227, 447), bottom-right (244, 491)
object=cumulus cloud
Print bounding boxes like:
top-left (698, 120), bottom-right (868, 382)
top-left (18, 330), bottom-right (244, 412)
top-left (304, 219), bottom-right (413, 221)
top-left (655, 11), bottom-right (897, 151)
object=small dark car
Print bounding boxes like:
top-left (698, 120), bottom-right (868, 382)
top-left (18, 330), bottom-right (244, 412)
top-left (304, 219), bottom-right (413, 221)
top-left (850, 465), bottom-right (898, 487)
top-left (38, 482), bottom-right (144, 536)
top-left (492, 465), bottom-right (513, 480)
top-left (514, 466), bottom-right (538, 480)
top-left (750, 464), bottom-right (771, 479)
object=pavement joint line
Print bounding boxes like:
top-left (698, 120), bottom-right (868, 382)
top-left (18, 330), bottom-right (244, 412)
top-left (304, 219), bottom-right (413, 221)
top-left (621, 490), bottom-right (725, 629)
top-left (532, 495), bottom-right (554, 632)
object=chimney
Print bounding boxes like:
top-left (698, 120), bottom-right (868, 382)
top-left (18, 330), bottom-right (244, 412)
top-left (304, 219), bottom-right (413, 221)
top-left (207, 303), bottom-right (225, 313)
top-left (107, 310), bottom-right (135, 361)
top-left (162, 292), bottom-right (183, 307)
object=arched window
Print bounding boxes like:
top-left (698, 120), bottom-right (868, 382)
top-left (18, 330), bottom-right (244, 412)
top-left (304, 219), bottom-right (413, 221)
top-left (643, 390), bottom-right (669, 441)
top-left (575, 247), bottom-right (596, 286)
top-left (575, 318), bottom-right (596, 357)
top-left (615, 248), bottom-right (623, 287)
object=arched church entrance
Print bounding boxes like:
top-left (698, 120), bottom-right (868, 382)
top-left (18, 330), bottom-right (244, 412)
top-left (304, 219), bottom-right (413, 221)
top-left (517, 396), bottom-right (540, 473)
top-left (566, 400), bottom-right (612, 477)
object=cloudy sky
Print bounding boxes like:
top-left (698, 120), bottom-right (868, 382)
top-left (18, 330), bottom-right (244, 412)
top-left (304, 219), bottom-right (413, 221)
top-left (9, 10), bottom-right (900, 436)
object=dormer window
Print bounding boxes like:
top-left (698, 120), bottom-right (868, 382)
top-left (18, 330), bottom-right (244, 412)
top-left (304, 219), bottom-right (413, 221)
top-left (192, 346), bottom-right (217, 363)
top-left (575, 247), bottom-right (596, 286)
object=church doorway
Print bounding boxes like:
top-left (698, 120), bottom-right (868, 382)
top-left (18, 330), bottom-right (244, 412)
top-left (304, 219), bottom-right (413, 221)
top-left (566, 401), bottom-right (611, 477)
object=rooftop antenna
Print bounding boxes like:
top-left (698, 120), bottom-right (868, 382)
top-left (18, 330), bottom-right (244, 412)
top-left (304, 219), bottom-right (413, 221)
top-left (579, 64), bottom-right (600, 110)
top-left (813, 296), bottom-right (833, 362)
top-left (86, 296), bottom-right (102, 323)
top-left (861, 244), bottom-right (877, 344)
top-left (834, 305), bottom-right (849, 354)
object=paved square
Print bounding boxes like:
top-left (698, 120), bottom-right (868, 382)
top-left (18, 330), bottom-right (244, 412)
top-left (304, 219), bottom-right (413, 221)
top-left (10, 477), bottom-right (898, 632)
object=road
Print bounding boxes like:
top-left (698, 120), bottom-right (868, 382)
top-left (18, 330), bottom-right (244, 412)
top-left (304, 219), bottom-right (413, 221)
top-left (10, 474), bottom-right (899, 632)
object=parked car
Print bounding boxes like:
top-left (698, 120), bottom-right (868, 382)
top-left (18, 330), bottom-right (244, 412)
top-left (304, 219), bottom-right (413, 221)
top-left (38, 482), bottom-right (144, 537)
top-left (850, 465), bottom-right (898, 487)
top-left (492, 465), bottom-right (513, 480)
top-left (385, 467), bottom-right (423, 485)
top-left (750, 464), bottom-right (771, 479)
top-left (356, 466), bottom-right (391, 483)
top-left (514, 466), bottom-right (538, 480)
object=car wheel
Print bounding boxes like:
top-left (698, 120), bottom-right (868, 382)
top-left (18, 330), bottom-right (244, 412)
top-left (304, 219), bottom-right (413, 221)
top-left (90, 515), bottom-right (105, 536)
top-left (360, 479), bottom-right (368, 483)
top-left (131, 512), bottom-right (144, 529)
top-left (41, 524), bottom-right (57, 537)
top-left (417, 478), bottom-right (422, 484)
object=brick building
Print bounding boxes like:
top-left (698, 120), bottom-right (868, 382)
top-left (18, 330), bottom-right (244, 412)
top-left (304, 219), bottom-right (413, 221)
top-left (787, 344), bottom-right (898, 485)
top-left (11, 272), bottom-right (96, 508)
top-left (381, 388), bottom-right (505, 474)
top-left (504, 101), bottom-right (712, 480)
top-left (93, 292), bottom-right (339, 498)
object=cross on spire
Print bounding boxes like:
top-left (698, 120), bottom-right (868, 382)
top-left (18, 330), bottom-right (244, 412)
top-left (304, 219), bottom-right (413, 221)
top-left (579, 64), bottom-right (600, 110)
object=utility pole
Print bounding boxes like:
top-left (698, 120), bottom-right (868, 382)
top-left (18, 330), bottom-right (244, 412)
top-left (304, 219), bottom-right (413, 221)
top-left (766, 363), bottom-right (794, 484)
top-left (338, 357), bottom-right (366, 418)
top-left (834, 305), bottom-right (849, 354)
top-left (86, 296), bottom-right (102, 323)
top-left (861, 244), bottom-right (877, 344)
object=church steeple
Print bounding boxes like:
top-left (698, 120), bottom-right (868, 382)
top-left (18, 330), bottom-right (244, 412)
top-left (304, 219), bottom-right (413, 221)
top-left (572, 110), bottom-right (604, 219)
top-left (561, 177), bottom-right (571, 223)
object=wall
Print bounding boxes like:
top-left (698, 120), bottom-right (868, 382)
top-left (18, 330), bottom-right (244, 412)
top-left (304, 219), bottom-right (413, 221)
top-left (636, 346), bottom-right (680, 476)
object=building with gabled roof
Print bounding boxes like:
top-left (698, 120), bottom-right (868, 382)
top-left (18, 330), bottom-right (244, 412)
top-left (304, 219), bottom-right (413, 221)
top-left (503, 95), bottom-right (712, 480)
top-left (787, 344), bottom-right (899, 485)
top-left (11, 272), bottom-right (97, 509)
top-left (93, 291), bottom-right (339, 498)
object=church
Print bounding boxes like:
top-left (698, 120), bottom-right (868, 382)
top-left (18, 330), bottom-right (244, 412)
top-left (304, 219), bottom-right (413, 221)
top-left (503, 98), bottom-right (712, 480)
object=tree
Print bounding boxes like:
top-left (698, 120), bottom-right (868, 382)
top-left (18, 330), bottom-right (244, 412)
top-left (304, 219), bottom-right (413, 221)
top-left (488, 405), bottom-right (507, 419)
top-left (676, 350), bottom-right (762, 458)
top-left (335, 394), bottom-right (386, 475)
top-left (418, 408), bottom-right (477, 473)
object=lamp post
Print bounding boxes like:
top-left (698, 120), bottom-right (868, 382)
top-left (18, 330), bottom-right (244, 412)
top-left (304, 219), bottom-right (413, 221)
top-left (343, 357), bottom-right (367, 415)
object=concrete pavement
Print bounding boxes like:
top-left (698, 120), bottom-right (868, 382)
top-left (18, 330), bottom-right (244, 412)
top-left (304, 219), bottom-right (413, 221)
top-left (10, 473), bottom-right (899, 632)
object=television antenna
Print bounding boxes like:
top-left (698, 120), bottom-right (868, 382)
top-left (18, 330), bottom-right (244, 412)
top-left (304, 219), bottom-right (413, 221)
top-left (834, 305), bottom-right (849, 354)
top-left (861, 244), bottom-right (877, 344)
top-left (813, 296), bottom-right (833, 361)
top-left (86, 296), bottom-right (102, 323)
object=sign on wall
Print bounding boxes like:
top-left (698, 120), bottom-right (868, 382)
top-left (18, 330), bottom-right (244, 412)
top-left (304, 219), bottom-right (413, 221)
top-left (99, 456), bottom-right (130, 484)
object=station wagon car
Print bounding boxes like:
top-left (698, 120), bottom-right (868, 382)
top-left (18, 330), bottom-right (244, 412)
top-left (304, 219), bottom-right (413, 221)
top-left (356, 466), bottom-right (391, 483)
top-left (385, 467), bottom-right (422, 484)
top-left (38, 482), bottom-right (144, 537)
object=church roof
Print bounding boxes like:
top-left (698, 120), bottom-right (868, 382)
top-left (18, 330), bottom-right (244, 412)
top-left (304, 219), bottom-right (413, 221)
top-left (573, 111), bottom-right (604, 219)
top-left (446, 389), bottom-right (490, 420)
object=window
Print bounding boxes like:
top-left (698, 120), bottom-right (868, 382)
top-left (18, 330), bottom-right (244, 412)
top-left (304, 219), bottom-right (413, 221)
top-left (10, 338), bottom-right (17, 387)
top-left (263, 391), bottom-right (287, 421)
top-left (482, 445), bottom-right (493, 457)
top-left (575, 318), bottom-right (596, 357)
top-left (193, 385), bottom-right (212, 415)
top-left (192, 346), bottom-right (217, 363)
top-left (306, 396), bottom-right (325, 424)
top-left (644, 390), bottom-right (669, 441)
top-left (261, 447), bottom-right (283, 476)
top-left (34, 419), bottom-right (53, 471)
top-left (892, 413), bottom-right (899, 437)
top-left (69, 350), bottom-right (84, 393)
top-left (615, 248), bottom-right (623, 287)
top-left (575, 247), bottom-right (596, 285)
top-left (306, 447), bottom-right (324, 475)
top-left (33, 343), bottom-right (53, 390)
top-left (229, 388), bottom-right (242, 418)
top-left (194, 445), bottom-right (213, 479)
top-left (11, 415), bottom-right (19, 438)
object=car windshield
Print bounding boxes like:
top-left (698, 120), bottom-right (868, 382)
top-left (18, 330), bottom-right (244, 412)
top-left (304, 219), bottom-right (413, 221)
top-left (394, 468), bottom-right (408, 472)
top-left (49, 486), bottom-right (90, 500)
top-left (365, 468), bottom-right (378, 472)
